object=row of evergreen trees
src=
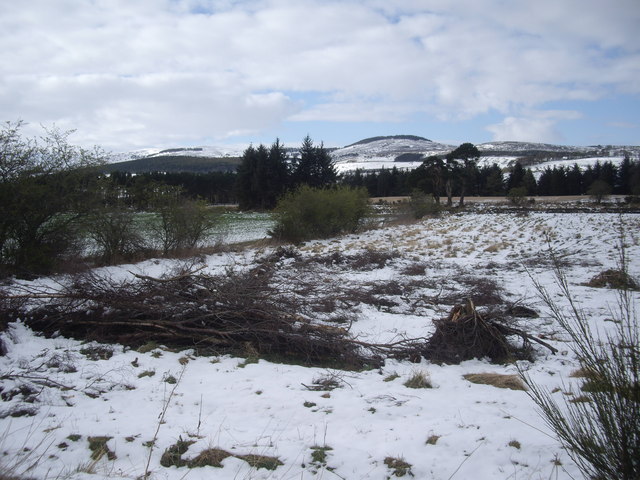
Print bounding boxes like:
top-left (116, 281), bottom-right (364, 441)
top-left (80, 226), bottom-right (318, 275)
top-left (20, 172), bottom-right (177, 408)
top-left (104, 139), bottom-right (640, 208)
top-left (343, 157), bottom-right (640, 199)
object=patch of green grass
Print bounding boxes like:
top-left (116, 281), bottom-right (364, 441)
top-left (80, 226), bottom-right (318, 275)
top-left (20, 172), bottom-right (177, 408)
top-left (303, 401), bottom-right (317, 408)
top-left (164, 374), bottom-right (177, 384)
top-left (67, 434), bottom-right (82, 442)
top-left (137, 370), bottom-right (155, 378)
top-left (311, 445), bottom-right (333, 465)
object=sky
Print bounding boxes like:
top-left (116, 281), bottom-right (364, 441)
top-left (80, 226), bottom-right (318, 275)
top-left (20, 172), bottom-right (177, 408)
top-left (1, 0), bottom-right (639, 153)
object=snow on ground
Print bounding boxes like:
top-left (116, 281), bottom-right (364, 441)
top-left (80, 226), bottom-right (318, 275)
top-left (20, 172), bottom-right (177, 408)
top-left (1, 210), bottom-right (639, 480)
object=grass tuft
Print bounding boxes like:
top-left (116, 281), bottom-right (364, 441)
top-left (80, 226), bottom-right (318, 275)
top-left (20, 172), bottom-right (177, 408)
top-left (188, 448), bottom-right (232, 468)
top-left (87, 436), bottom-right (116, 461)
top-left (404, 371), bottom-right (432, 389)
top-left (384, 456), bottom-right (413, 477)
top-left (463, 373), bottom-right (527, 391)
top-left (237, 454), bottom-right (284, 471)
top-left (425, 434), bottom-right (440, 445)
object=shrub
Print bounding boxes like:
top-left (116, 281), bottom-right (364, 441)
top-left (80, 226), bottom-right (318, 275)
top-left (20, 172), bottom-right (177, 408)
top-left (152, 192), bottom-right (218, 254)
top-left (507, 186), bottom-right (528, 206)
top-left (0, 121), bottom-right (105, 278)
top-left (270, 185), bottom-right (370, 243)
top-left (524, 251), bottom-right (640, 480)
top-left (587, 179), bottom-right (612, 204)
top-left (86, 207), bottom-right (146, 264)
top-left (408, 189), bottom-right (440, 219)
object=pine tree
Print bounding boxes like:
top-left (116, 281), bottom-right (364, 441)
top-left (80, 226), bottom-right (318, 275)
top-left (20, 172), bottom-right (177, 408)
top-left (294, 135), bottom-right (337, 188)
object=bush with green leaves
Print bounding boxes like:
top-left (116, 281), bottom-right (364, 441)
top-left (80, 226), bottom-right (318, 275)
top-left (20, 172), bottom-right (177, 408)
top-left (270, 185), bottom-right (370, 243)
top-left (524, 246), bottom-right (639, 480)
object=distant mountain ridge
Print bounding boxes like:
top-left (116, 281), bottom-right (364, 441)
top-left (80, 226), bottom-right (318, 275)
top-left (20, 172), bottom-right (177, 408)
top-left (106, 136), bottom-right (640, 174)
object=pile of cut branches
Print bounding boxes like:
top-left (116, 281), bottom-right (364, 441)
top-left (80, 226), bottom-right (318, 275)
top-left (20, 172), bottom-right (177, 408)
top-left (423, 300), bottom-right (557, 364)
top-left (1, 265), bottom-right (383, 369)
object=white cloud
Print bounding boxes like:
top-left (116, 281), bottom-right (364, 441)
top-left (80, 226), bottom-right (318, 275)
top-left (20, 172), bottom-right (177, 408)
top-left (1, 0), bottom-right (639, 149)
top-left (486, 110), bottom-right (582, 143)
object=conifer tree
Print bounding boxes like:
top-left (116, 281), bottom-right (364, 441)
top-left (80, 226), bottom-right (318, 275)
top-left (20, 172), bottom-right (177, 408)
top-left (294, 135), bottom-right (337, 188)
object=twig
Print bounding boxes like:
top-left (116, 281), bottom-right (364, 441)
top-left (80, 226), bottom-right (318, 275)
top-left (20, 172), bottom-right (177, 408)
top-left (143, 363), bottom-right (187, 478)
top-left (128, 265), bottom-right (206, 283)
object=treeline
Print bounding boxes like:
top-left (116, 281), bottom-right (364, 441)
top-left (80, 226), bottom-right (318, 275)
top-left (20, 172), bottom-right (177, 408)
top-left (343, 157), bottom-right (640, 199)
top-left (104, 141), bottom-right (640, 206)
top-left (107, 170), bottom-right (238, 206)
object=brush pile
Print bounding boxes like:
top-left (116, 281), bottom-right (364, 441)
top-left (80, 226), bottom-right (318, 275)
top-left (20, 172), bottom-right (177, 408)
top-left (1, 265), bottom-right (382, 369)
top-left (423, 300), bottom-right (557, 364)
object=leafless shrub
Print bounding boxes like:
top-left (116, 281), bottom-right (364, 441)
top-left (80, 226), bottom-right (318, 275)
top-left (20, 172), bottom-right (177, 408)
top-left (523, 242), bottom-right (640, 480)
top-left (457, 276), bottom-right (504, 306)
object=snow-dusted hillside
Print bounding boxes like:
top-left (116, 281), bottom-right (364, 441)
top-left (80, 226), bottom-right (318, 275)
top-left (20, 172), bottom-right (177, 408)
top-left (109, 145), bottom-right (246, 164)
top-left (332, 137), bottom-right (640, 174)
top-left (331, 136), bottom-right (454, 173)
top-left (108, 136), bottom-right (640, 174)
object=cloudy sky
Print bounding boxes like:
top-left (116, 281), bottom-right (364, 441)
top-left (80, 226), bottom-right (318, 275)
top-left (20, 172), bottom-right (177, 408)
top-left (2, 0), bottom-right (639, 152)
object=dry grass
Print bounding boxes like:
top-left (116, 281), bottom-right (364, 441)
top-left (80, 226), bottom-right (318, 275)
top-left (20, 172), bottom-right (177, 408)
top-left (586, 269), bottom-right (639, 290)
top-left (384, 456), bottom-right (413, 477)
top-left (189, 448), bottom-right (232, 468)
top-left (463, 373), bottom-right (527, 391)
top-left (404, 370), bottom-right (432, 389)
top-left (425, 434), bottom-right (440, 445)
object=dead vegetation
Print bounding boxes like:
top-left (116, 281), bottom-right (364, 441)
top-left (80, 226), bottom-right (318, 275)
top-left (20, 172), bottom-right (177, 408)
top-left (422, 300), bottom-right (557, 364)
top-left (586, 269), bottom-right (639, 290)
top-left (1, 246), bottom-right (555, 369)
top-left (463, 373), bottom-right (527, 391)
top-left (0, 263), bottom-right (435, 369)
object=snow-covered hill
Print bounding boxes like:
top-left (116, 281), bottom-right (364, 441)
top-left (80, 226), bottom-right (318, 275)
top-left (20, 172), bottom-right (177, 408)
top-left (108, 145), bottom-right (246, 164)
top-left (331, 137), bottom-right (640, 174)
top-left (108, 137), bottom-right (640, 174)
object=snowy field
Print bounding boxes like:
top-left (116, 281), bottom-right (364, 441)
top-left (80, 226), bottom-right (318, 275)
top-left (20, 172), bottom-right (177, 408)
top-left (1, 209), bottom-right (639, 480)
